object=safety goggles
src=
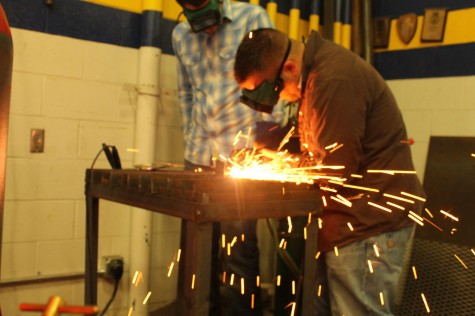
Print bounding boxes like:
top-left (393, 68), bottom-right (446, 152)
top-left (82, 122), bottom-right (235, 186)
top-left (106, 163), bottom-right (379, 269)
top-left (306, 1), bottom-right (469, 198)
top-left (240, 39), bottom-right (292, 113)
top-left (183, 0), bottom-right (222, 33)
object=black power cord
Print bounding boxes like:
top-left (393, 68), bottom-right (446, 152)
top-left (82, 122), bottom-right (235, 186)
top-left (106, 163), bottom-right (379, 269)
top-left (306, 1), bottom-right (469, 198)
top-left (90, 143), bottom-right (122, 170)
top-left (99, 259), bottom-right (124, 316)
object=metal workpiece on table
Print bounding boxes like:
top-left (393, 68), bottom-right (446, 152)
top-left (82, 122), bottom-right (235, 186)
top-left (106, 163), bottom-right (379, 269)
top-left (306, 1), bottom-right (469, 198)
top-left (84, 168), bottom-right (322, 315)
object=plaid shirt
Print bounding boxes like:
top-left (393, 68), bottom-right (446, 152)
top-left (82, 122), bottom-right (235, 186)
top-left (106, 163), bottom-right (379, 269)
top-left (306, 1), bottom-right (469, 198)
top-left (172, 0), bottom-right (277, 166)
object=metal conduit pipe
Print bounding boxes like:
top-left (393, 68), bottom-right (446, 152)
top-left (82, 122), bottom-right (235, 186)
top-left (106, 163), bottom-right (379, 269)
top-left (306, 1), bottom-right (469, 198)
top-left (362, 0), bottom-right (373, 64)
top-left (128, 0), bottom-right (162, 314)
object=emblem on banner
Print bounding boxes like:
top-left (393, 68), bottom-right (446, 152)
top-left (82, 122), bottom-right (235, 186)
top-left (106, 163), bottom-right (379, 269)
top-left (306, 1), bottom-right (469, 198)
top-left (397, 13), bottom-right (417, 44)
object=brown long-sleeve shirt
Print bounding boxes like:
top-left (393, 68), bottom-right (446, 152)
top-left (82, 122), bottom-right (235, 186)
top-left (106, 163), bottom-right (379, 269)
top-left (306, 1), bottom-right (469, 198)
top-left (299, 31), bottom-right (426, 252)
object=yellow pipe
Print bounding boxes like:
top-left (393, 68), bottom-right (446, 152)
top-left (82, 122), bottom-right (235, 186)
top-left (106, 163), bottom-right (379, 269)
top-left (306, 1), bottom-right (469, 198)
top-left (341, 24), bottom-right (351, 49)
top-left (249, 0), bottom-right (260, 5)
top-left (333, 22), bottom-right (342, 44)
top-left (142, 0), bottom-right (162, 11)
top-left (266, 2), bottom-right (277, 26)
top-left (309, 14), bottom-right (319, 33)
top-left (289, 8), bottom-right (300, 40)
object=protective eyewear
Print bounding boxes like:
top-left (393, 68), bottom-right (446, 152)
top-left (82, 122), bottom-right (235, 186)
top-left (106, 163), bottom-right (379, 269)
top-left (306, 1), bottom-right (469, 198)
top-left (183, 0), bottom-right (222, 33)
top-left (240, 39), bottom-right (292, 113)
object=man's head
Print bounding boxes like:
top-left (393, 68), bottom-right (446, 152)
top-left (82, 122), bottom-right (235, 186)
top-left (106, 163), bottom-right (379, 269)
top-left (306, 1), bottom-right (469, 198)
top-left (235, 28), bottom-right (304, 113)
top-left (177, 0), bottom-right (222, 35)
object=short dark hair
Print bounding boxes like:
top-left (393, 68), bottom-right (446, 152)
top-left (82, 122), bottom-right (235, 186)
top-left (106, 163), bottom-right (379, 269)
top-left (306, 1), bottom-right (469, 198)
top-left (234, 28), bottom-right (289, 84)
top-left (176, 0), bottom-right (207, 7)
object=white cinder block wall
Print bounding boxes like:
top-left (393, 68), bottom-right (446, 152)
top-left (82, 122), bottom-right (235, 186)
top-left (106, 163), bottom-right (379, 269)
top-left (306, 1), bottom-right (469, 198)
top-left (1, 28), bottom-right (184, 315)
top-left (388, 76), bottom-right (475, 183)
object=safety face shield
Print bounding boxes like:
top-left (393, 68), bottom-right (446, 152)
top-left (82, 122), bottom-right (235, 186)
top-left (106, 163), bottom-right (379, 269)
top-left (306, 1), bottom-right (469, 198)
top-left (183, 0), bottom-right (222, 33)
top-left (240, 39), bottom-right (292, 113)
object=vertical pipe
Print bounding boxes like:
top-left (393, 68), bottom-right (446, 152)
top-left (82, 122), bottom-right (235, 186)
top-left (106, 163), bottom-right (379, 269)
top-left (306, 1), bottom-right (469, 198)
top-left (309, 0), bottom-right (322, 34)
top-left (341, 0), bottom-right (351, 49)
top-left (0, 3), bottom-right (13, 281)
top-left (266, 0), bottom-right (277, 26)
top-left (289, 0), bottom-right (300, 40)
top-left (352, 0), bottom-right (362, 56)
top-left (249, 0), bottom-right (260, 5)
top-left (129, 0), bottom-right (162, 314)
top-left (333, 0), bottom-right (342, 44)
top-left (362, 0), bottom-right (373, 63)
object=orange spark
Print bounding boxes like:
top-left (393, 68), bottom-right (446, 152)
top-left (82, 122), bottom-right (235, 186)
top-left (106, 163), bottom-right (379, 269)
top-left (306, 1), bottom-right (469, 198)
top-left (368, 169), bottom-right (417, 174)
top-left (368, 260), bottom-right (374, 273)
top-left (440, 210), bottom-right (459, 222)
top-left (421, 293), bottom-right (430, 313)
top-left (167, 262), bottom-right (175, 277)
top-left (342, 183), bottom-right (379, 192)
top-left (347, 222), bottom-right (354, 231)
top-left (379, 292), bottom-right (385, 306)
top-left (454, 254), bottom-right (468, 269)
top-left (329, 143), bottom-right (344, 153)
top-left (191, 274), bottom-right (196, 289)
top-left (142, 291), bottom-right (152, 305)
top-left (276, 275), bottom-right (281, 286)
top-left (423, 217), bottom-right (443, 231)
top-left (334, 246), bottom-right (339, 256)
top-left (383, 193), bottom-right (415, 204)
top-left (331, 195), bottom-right (352, 207)
top-left (424, 208), bottom-right (434, 218)
top-left (322, 196), bottom-right (328, 207)
top-left (387, 201), bottom-right (405, 210)
top-left (368, 201), bottom-right (393, 213)
top-left (401, 191), bottom-right (426, 202)
top-left (373, 244), bottom-right (380, 257)
top-left (317, 284), bottom-right (322, 296)
top-left (315, 251), bottom-right (321, 260)
top-left (241, 278), bottom-right (245, 295)
top-left (318, 218), bottom-right (323, 229)
top-left (412, 266), bottom-right (418, 279)
top-left (408, 211), bottom-right (424, 226)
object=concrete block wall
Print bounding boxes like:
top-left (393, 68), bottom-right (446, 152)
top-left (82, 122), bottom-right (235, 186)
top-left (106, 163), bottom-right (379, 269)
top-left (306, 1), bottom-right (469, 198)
top-left (1, 28), bottom-right (184, 315)
top-left (388, 76), bottom-right (475, 183)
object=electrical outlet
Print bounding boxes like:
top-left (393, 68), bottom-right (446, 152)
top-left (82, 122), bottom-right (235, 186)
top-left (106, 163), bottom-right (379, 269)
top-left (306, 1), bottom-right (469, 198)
top-left (30, 129), bottom-right (45, 153)
top-left (101, 255), bottom-right (124, 273)
top-left (106, 257), bottom-right (124, 281)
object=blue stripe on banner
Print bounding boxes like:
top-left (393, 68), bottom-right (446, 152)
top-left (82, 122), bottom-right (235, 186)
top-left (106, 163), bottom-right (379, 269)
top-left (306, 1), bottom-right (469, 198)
top-left (374, 42), bottom-right (475, 80)
top-left (342, 0), bottom-right (351, 24)
top-left (373, 0), bottom-right (474, 17)
top-left (310, 0), bottom-right (321, 16)
top-left (334, 0), bottom-right (342, 22)
top-left (141, 10), bottom-right (162, 48)
top-left (291, 0), bottom-right (299, 9)
top-left (1, 0), bottom-right (141, 48)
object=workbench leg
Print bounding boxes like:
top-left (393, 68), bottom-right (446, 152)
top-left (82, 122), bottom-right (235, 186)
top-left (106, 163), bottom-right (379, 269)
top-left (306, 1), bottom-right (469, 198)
top-left (301, 216), bottom-right (318, 315)
top-left (178, 220), bottom-right (213, 316)
top-left (85, 195), bottom-right (99, 305)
